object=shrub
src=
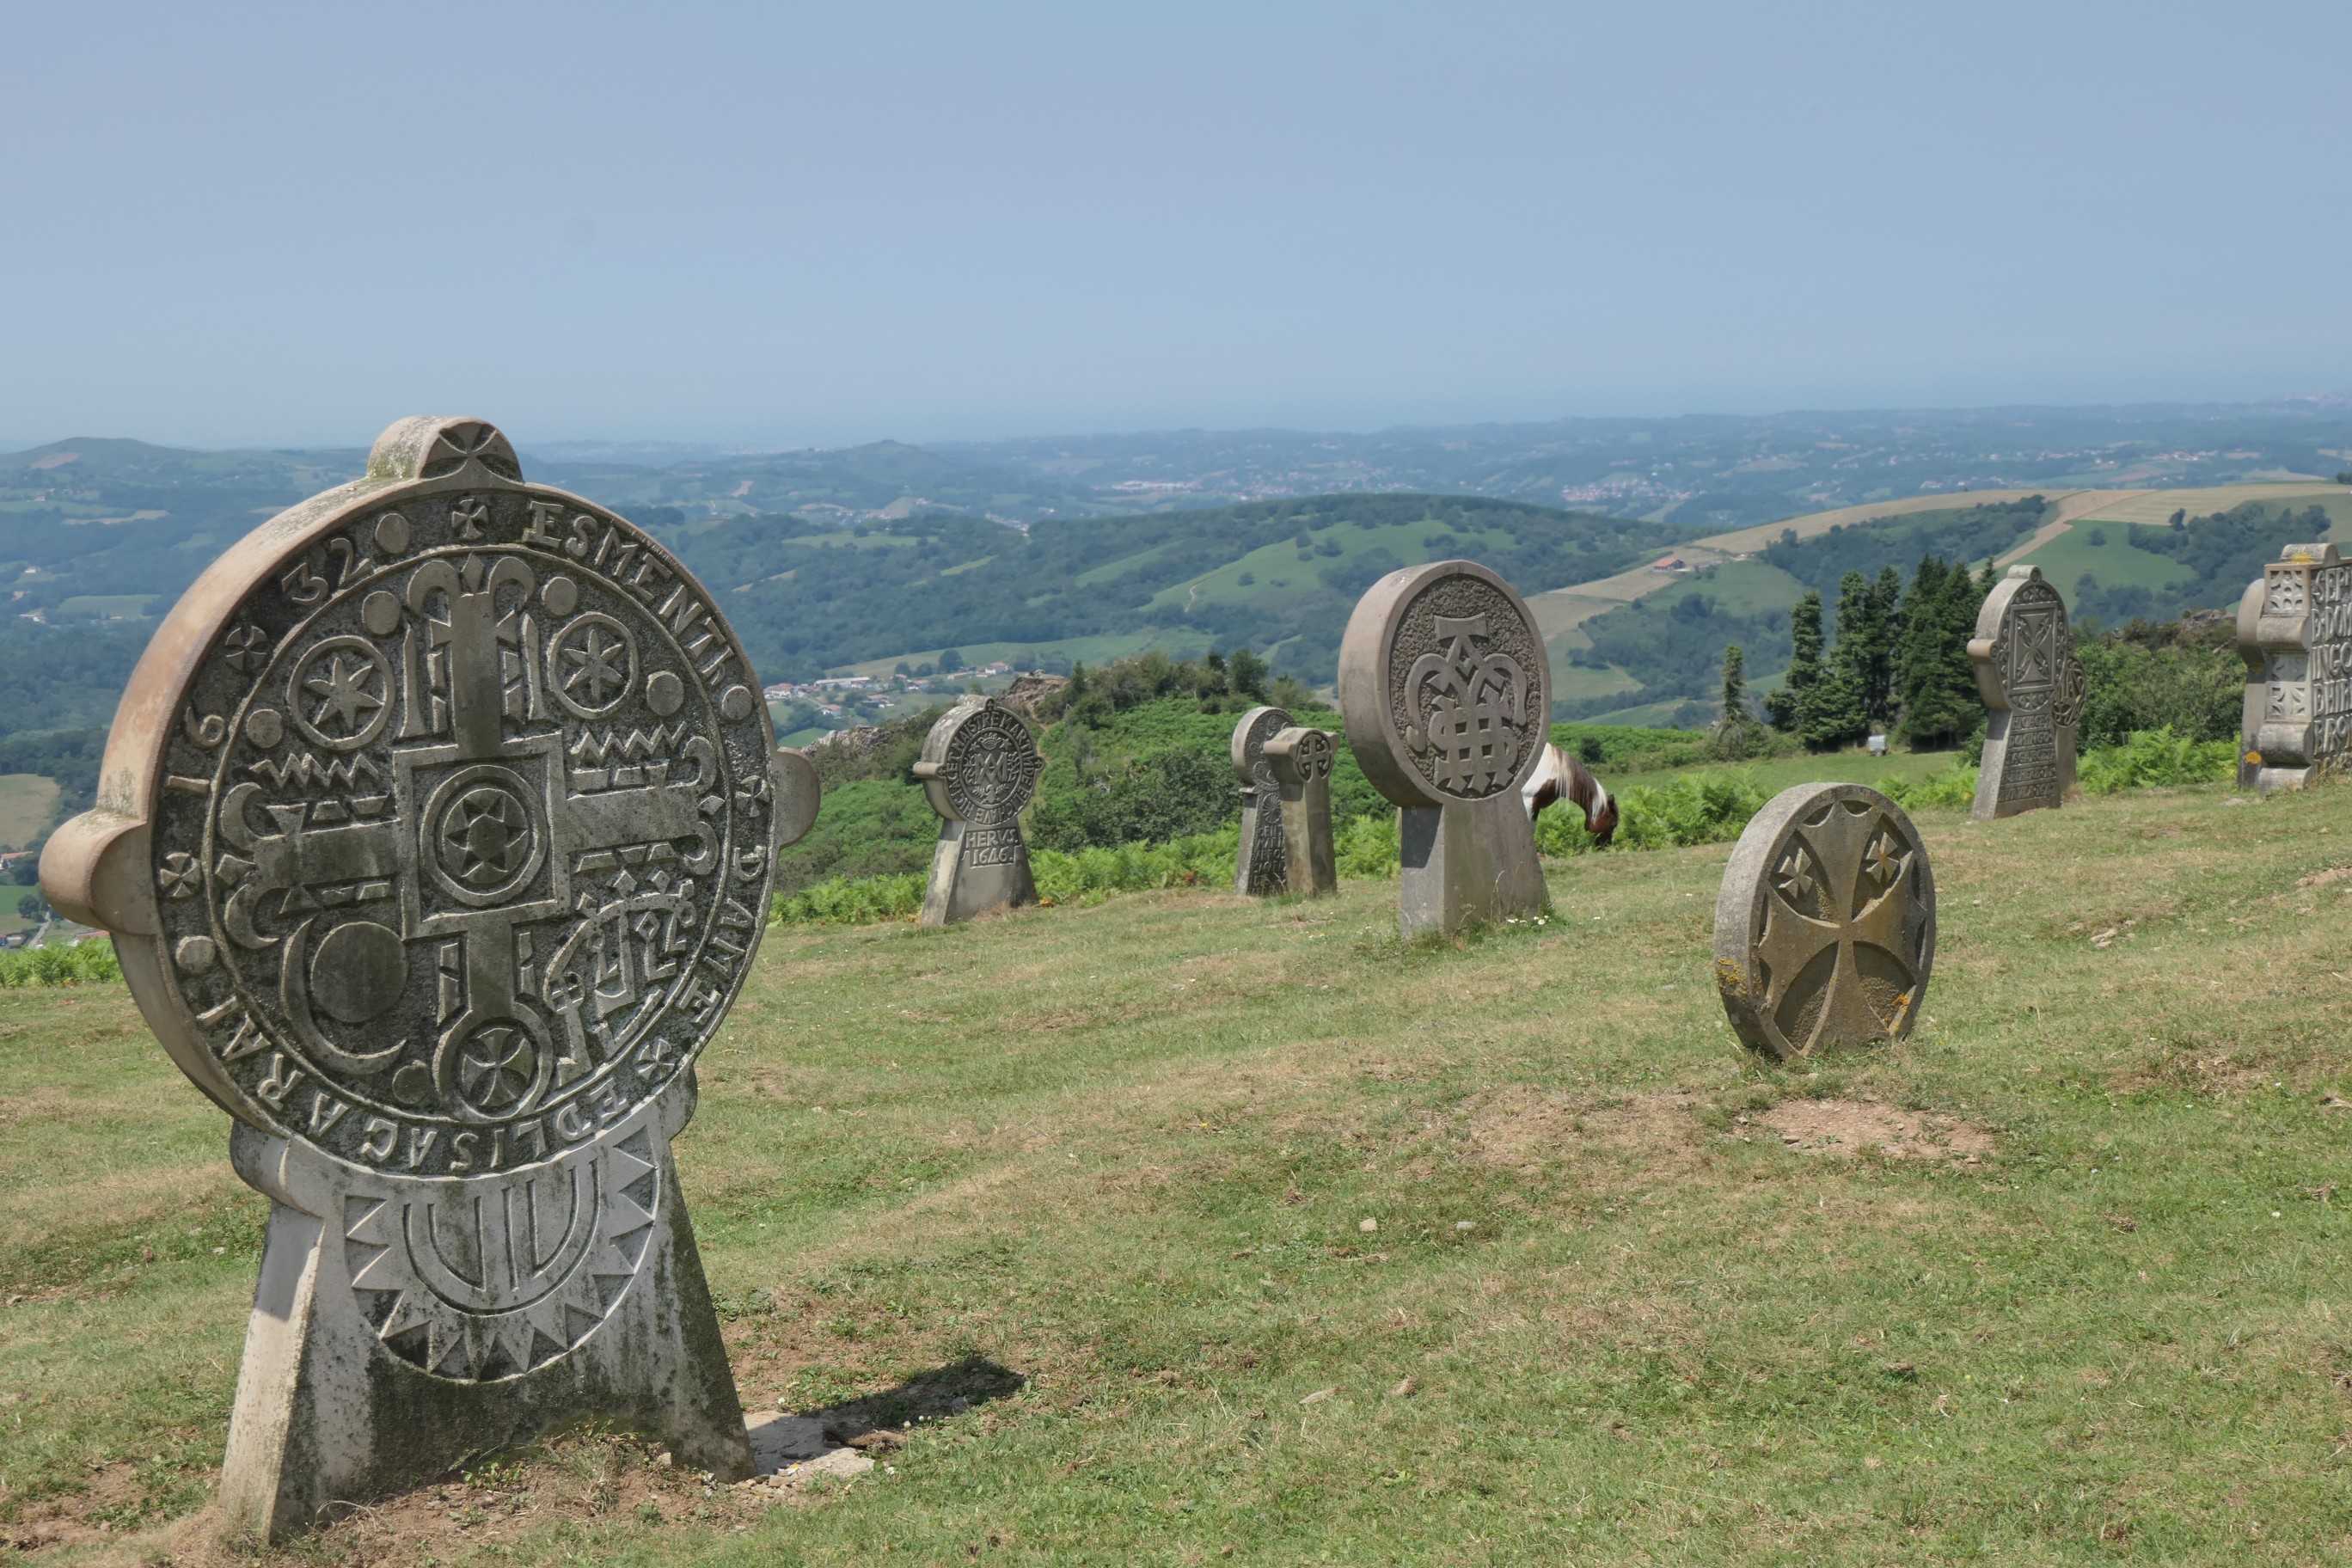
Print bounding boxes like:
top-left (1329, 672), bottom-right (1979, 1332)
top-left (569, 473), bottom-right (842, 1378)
top-left (1880, 763), bottom-right (1979, 810)
top-left (1610, 771), bottom-right (1773, 850)
top-left (0, 938), bottom-right (121, 988)
top-left (1032, 827), bottom-right (1239, 904)
top-left (1334, 813), bottom-right (1400, 879)
top-left (772, 873), bottom-right (925, 927)
top-left (2078, 727), bottom-right (2235, 793)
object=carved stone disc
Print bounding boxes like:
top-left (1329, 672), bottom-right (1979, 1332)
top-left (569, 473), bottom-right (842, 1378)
top-left (1712, 783), bottom-right (1935, 1060)
top-left (1338, 560), bottom-right (1550, 808)
top-left (52, 418), bottom-right (783, 1176)
top-left (919, 698), bottom-right (1043, 826)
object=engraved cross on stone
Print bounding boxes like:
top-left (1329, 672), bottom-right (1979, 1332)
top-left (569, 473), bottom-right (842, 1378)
top-left (1751, 802), bottom-right (1916, 1051)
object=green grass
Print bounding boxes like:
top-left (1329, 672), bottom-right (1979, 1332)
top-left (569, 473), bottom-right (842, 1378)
top-left (16, 779), bottom-right (2352, 1562)
top-left (1139, 518), bottom-right (1523, 615)
top-left (2012, 524), bottom-right (2195, 601)
top-left (0, 771), bottom-right (59, 848)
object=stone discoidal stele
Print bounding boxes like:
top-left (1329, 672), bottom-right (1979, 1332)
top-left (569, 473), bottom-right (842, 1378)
top-left (913, 696), bottom-right (1044, 924)
top-left (2236, 542), bottom-right (2352, 793)
top-left (1713, 782), bottom-right (1935, 1060)
top-left (1230, 704), bottom-right (1293, 897)
top-left (1338, 559), bottom-right (1549, 937)
top-left (39, 416), bottom-right (818, 1540)
top-left (1967, 564), bottom-right (2086, 821)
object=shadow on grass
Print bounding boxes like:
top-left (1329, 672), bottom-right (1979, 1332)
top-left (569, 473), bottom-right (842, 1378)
top-left (792, 1355), bottom-right (1026, 1440)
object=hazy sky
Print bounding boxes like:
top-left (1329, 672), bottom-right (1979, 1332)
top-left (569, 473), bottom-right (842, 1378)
top-left (3, 2), bottom-right (2347, 449)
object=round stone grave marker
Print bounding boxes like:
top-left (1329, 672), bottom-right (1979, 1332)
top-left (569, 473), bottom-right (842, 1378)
top-left (1338, 560), bottom-right (1549, 935)
top-left (41, 416), bottom-right (809, 1537)
top-left (1712, 782), bottom-right (1935, 1059)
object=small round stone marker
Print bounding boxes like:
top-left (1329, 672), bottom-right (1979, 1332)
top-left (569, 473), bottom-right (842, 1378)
top-left (244, 707), bottom-right (284, 749)
top-left (542, 574), bottom-right (579, 616)
top-left (720, 684), bottom-right (756, 722)
top-left (360, 591), bottom-right (401, 637)
top-left (646, 669), bottom-right (685, 717)
top-left (1714, 782), bottom-right (1934, 1059)
top-left (174, 934), bottom-right (217, 975)
top-left (372, 511), bottom-right (410, 554)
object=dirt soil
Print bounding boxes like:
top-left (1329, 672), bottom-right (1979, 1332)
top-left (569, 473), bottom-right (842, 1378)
top-left (1761, 1098), bottom-right (1994, 1162)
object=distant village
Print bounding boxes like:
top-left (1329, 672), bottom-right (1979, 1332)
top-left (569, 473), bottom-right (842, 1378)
top-left (763, 658), bottom-right (1015, 721)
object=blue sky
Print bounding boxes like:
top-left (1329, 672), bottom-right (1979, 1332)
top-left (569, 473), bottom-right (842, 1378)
top-left (3, 2), bottom-right (2346, 449)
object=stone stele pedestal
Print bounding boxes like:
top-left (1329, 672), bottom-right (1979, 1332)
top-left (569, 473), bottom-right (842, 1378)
top-left (1967, 565), bottom-right (2087, 821)
top-left (1713, 782), bottom-right (1935, 1060)
top-left (1338, 560), bottom-right (1550, 937)
top-left (1263, 726), bottom-right (1338, 897)
top-left (40, 417), bottom-right (817, 1540)
top-left (913, 697), bottom-right (1044, 923)
top-left (1230, 704), bottom-right (1294, 897)
top-left (2236, 542), bottom-right (2352, 793)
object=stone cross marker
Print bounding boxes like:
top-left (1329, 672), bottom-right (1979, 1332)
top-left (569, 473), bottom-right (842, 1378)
top-left (2236, 542), bottom-right (2352, 793)
top-left (1338, 560), bottom-right (1549, 937)
top-left (1263, 726), bottom-right (1338, 897)
top-left (912, 696), bottom-right (1044, 923)
top-left (1967, 564), bottom-right (2087, 820)
top-left (1230, 704), bottom-right (1293, 896)
top-left (40, 418), bottom-right (812, 1539)
top-left (1714, 782), bottom-right (1935, 1059)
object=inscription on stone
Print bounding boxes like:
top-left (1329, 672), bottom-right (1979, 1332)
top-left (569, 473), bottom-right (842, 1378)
top-left (41, 417), bottom-right (808, 1539)
top-left (1230, 705), bottom-right (1293, 897)
top-left (1713, 782), bottom-right (1935, 1060)
top-left (1264, 725), bottom-right (1338, 897)
top-left (2236, 542), bottom-right (2352, 793)
top-left (912, 696), bottom-right (1044, 923)
top-left (1966, 565), bottom-right (2086, 821)
top-left (1338, 560), bottom-right (1549, 936)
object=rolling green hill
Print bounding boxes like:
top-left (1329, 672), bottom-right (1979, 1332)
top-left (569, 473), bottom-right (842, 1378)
top-left (1535, 484), bottom-right (2352, 725)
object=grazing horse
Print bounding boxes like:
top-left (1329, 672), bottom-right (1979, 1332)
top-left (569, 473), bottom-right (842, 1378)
top-left (1522, 742), bottom-right (1618, 846)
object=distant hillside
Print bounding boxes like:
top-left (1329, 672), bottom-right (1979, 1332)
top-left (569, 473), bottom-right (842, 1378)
top-left (658, 493), bottom-right (1694, 685)
top-left (1538, 481), bottom-right (2352, 726)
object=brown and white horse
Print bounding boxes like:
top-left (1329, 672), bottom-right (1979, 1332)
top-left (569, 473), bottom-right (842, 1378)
top-left (1522, 742), bottom-right (1618, 846)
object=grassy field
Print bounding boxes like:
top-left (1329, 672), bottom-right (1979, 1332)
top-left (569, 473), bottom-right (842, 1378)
top-left (10, 775), bottom-right (2352, 1564)
top-left (0, 773), bottom-right (59, 849)
top-left (2070, 484), bottom-right (2350, 527)
top-left (2009, 524), bottom-right (2196, 601)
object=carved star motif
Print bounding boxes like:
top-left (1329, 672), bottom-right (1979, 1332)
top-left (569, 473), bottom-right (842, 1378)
top-left (303, 651), bottom-right (384, 736)
top-left (560, 626), bottom-right (629, 706)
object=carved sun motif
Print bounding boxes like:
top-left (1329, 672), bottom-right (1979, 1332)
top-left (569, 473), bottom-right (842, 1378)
top-left (340, 1128), bottom-right (662, 1382)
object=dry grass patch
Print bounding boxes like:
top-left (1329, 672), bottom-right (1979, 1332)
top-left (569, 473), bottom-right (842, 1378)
top-left (1761, 1098), bottom-right (1994, 1163)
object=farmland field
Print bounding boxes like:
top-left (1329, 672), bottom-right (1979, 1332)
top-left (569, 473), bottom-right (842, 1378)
top-left (13, 772), bottom-right (2352, 1565)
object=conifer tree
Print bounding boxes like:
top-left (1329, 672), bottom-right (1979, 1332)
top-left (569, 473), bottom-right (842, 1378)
top-left (1801, 572), bottom-right (1872, 752)
top-left (1765, 591), bottom-right (1822, 733)
top-left (1892, 554), bottom-right (1988, 749)
top-left (1711, 643), bottom-right (1766, 758)
top-left (1863, 566), bottom-right (1904, 728)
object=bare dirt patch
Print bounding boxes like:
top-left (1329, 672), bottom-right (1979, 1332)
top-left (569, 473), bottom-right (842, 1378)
top-left (1762, 1099), bottom-right (1992, 1162)
top-left (1461, 1087), bottom-right (1705, 1175)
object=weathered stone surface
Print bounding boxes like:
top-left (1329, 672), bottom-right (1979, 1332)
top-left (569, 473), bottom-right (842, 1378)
top-left (1264, 726), bottom-right (1338, 897)
top-left (40, 417), bottom-right (808, 1539)
top-left (1967, 565), bottom-right (2086, 820)
top-left (1713, 782), bottom-right (1935, 1059)
top-left (1229, 705), bottom-right (1293, 896)
top-left (912, 697), bottom-right (1043, 924)
top-left (2236, 542), bottom-right (2352, 793)
top-left (1338, 560), bottom-right (1549, 936)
